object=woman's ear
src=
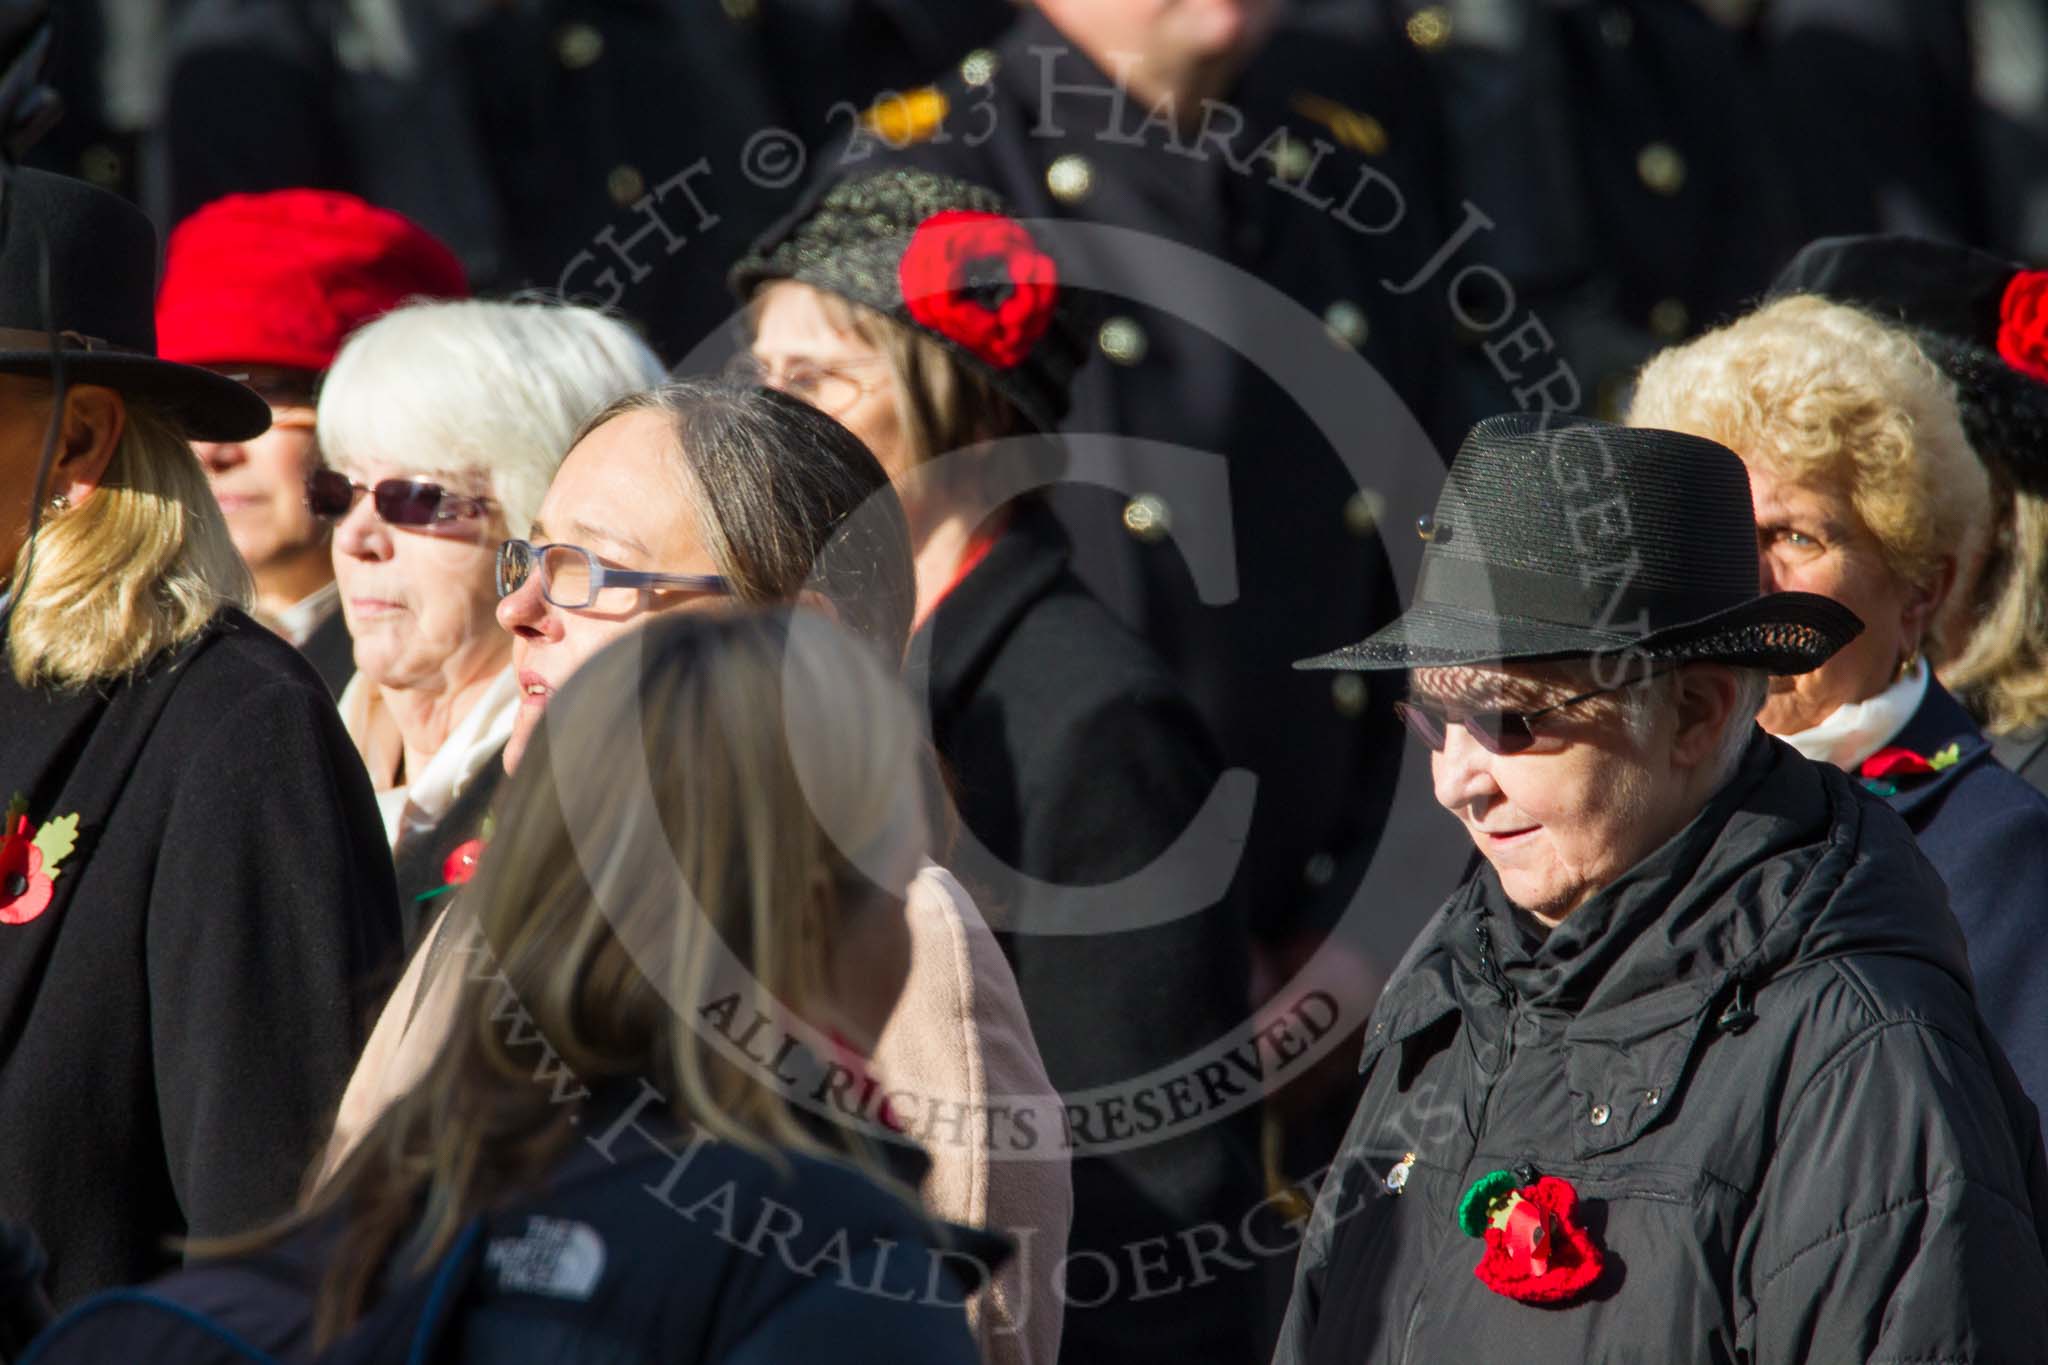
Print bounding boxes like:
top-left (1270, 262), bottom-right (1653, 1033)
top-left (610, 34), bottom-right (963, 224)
top-left (51, 385), bottom-right (125, 508)
top-left (1905, 555), bottom-right (1958, 661)
top-left (1670, 664), bottom-right (1742, 770)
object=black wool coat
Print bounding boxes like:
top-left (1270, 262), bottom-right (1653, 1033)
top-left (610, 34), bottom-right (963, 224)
top-left (1864, 680), bottom-right (2048, 1123)
top-left (912, 503), bottom-right (1264, 1364)
top-left (852, 6), bottom-right (1459, 947)
top-left (1276, 734), bottom-right (2048, 1364)
top-left (0, 609), bottom-right (401, 1305)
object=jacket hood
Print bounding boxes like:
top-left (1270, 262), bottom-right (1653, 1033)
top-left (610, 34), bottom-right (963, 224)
top-left (1366, 731), bottom-right (1973, 1158)
top-left (1449, 729), bottom-right (1972, 1015)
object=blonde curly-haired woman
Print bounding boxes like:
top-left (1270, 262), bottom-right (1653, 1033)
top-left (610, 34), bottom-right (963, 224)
top-left (34, 611), bottom-right (997, 1365)
top-left (0, 170), bottom-right (400, 1305)
top-left (1630, 291), bottom-right (2048, 1115)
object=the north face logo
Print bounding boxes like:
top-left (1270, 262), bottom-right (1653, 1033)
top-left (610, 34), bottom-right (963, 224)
top-left (485, 1217), bottom-right (607, 1300)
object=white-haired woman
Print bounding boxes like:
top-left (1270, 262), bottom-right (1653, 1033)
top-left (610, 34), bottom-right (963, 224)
top-left (1629, 293), bottom-right (2048, 1114)
top-left (326, 382), bottom-right (1071, 1365)
top-left (0, 170), bottom-right (401, 1305)
top-left (312, 298), bottom-right (665, 939)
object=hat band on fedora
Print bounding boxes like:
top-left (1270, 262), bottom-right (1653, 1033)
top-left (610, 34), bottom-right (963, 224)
top-left (1418, 554), bottom-right (1742, 636)
top-left (0, 326), bottom-right (138, 354)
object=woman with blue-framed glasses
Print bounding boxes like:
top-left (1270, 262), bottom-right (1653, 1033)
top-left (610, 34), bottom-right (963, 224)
top-left (327, 380), bottom-right (1070, 1365)
top-left (490, 381), bottom-right (916, 775)
top-left (493, 537), bottom-right (728, 609)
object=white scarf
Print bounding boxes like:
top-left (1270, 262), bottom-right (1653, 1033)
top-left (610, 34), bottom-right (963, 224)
top-left (1778, 659), bottom-right (1931, 772)
top-left (339, 667), bottom-right (521, 847)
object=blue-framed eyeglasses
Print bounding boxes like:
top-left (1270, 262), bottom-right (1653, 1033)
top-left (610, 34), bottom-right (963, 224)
top-left (495, 539), bottom-right (729, 610)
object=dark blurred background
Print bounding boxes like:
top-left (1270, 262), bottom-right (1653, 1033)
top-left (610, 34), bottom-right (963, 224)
top-left (35, 0), bottom-right (2048, 406)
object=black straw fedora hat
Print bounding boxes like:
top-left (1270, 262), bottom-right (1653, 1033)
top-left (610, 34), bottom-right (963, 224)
top-left (1771, 234), bottom-right (2048, 494)
top-left (1296, 414), bottom-right (1862, 674)
top-left (0, 169), bottom-right (269, 440)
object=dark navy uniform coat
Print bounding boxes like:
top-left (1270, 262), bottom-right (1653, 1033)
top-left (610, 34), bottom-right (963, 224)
top-left (1862, 679), bottom-right (2048, 1120)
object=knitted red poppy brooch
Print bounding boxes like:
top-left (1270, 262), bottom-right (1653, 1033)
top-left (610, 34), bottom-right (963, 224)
top-left (898, 209), bottom-right (1058, 370)
top-left (0, 795), bottom-right (79, 925)
top-left (1999, 269), bottom-right (2048, 385)
top-left (1858, 742), bottom-right (1961, 797)
top-left (1457, 1169), bottom-right (1604, 1305)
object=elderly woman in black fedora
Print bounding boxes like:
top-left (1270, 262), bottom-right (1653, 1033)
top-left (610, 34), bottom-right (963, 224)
top-left (0, 171), bottom-right (400, 1303)
top-left (1628, 285), bottom-right (2048, 1116)
top-left (732, 168), bottom-right (1261, 1364)
top-left (1275, 414), bottom-right (2048, 1364)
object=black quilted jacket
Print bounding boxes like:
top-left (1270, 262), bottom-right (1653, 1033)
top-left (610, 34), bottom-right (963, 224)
top-left (1275, 732), bottom-right (2048, 1364)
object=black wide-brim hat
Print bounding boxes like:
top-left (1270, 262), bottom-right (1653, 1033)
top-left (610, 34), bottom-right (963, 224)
top-left (0, 169), bottom-right (269, 440)
top-left (730, 168), bottom-right (1086, 436)
top-left (1296, 414), bottom-right (1863, 674)
top-left (1771, 234), bottom-right (2048, 495)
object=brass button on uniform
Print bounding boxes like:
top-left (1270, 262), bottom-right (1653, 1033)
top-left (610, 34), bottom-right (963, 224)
top-left (1046, 154), bottom-right (1095, 205)
top-left (1324, 300), bottom-right (1369, 349)
top-left (606, 165), bottom-right (645, 206)
top-left (1331, 674), bottom-right (1368, 717)
top-left (79, 144), bottom-right (123, 189)
top-left (1405, 6), bottom-right (1452, 50)
top-left (960, 48), bottom-right (999, 87)
top-left (1122, 493), bottom-right (1171, 543)
top-left (1303, 852), bottom-right (1336, 888)
top-left (1343, 489), bottom-right (1384, 537)
top-left (555, 23), bottom-right (603, 68)
top-left (1636, 142), bottom-right (1687, 196)
top-left (1648, 297), bottom-right (1689, 339)
top-left (1590, 1103), bottom-right (1612, 1127)
top-left (1098, 316), bottom-right (1149, 365)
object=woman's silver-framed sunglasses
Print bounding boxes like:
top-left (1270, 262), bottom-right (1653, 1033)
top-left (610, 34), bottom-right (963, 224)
top-left (495, 538), bottom-right (729, 610)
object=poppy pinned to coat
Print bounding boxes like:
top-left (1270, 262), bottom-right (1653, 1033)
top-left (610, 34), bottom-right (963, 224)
top-left (0, 796), bottom-right (79, 925)
top-left (1457, 1170), bottom-right (1604, 1306)
top-left (1858, 741), bottom-right (1963, 795)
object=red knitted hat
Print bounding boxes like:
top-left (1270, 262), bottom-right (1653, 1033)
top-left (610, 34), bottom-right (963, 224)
top-left (156, 190), bottom-right (468, 372)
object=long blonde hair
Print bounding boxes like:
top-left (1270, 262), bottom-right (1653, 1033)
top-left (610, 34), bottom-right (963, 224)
top-left (1944, 484), bottom-right (2048, 733)
top-left (266, 609), bottom-right (929, 1341)
top-left (8, 391), bottom-right (250, 688)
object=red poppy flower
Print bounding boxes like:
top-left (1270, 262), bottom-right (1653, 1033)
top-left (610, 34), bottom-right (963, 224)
top-left (1861, 746), bottom-right (1935, 779)
top-left (1998, 270), bottom-right (2048, 385)
top-left (898, 209), bottom-right (1058, 370)
top-left (442, 838), bottom-right (484, 886)
top-left (1472, 1176), bottom-right (1604, 1305)
top-left (0, 816), bottom-right (54, 926)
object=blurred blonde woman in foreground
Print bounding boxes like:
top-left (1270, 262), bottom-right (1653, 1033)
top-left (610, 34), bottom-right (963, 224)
top-left (30, 610), bottom-right (1001, 1365)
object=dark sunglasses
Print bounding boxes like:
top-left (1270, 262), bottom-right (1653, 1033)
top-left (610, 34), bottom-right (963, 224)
top-left (306, 469), bottom-right (493, 526)
top-left (496, 538), bottom-right (729, 610)
top-left (1394, 668), bottom-right (1671, 756)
